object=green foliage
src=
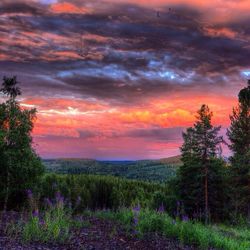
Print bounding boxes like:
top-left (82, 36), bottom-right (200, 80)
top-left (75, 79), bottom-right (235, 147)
top-left (137, 209), bottom-right (165, 236)
top-left (97, 208), bottom-right (250, 250)
top-left (0, 76), bottom-right (44, 210)
top-left (43, 158), bottom-right (177, 183)
top-left (18, 190), bottom-right (89, 244)
top-left (227, 82), bottom-right (250, 219)
top-left (151, 191), bottom-right (167, 210)
top-left (22, 205), bottom-right (71, 243)
top-left (39, 174), bottom-right (167, 211)
top-left (178, 105), bottom-right (227, 222)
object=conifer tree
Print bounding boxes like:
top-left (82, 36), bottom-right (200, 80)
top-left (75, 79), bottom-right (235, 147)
top-left (227, 80), bottom-right (250, 219)
top-left (0, 76), bottom-right (44, 210)
top-left (179, 105), bottom-right (226, 223)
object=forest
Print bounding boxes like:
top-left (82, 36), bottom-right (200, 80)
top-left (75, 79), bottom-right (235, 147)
top-left (43, 157), bottom-right (179, 182)
top-left (0, 76), bottom-right (249, 249)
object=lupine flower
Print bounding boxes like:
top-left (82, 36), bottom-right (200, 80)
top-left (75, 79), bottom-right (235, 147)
top-left (132, 204), bottom-right (140, 235)
top-left (55, 191), bottom-right (64, 204)
top-left (157, 203), bottom-right (165, 213)
top-left (32, 209), bottom-right (39, 217)
top-left (40, 219), bottom-right (46, 226)
top-left (132, 204), bottom-right (140, 213)
top-left (182, 215), bottom-right (189, 222)
top-left (133, 216), bottom-right (139, 225)
top-left (26, 189), bottom-right (33, 199)
top-left (44, 198), bottom-right (53, 207)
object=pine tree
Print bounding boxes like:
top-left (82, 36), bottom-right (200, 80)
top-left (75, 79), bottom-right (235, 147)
top-left (0, 76), bottom-right (44, 210)
top-left (227, 80), bottom-right (250, 220)
top-left (179, 105), bottom-right (226, 223)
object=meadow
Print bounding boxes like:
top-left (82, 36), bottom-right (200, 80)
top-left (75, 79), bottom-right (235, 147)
top-left (3, 173), bottom-right (249, 250)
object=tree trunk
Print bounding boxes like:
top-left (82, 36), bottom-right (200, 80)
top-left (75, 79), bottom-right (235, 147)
top-left (3, 155), bottom-right (11, 212)
top-left (3, 169), bottom-right (10, 212)
top-left (204, 165), bottom-right (209, 224)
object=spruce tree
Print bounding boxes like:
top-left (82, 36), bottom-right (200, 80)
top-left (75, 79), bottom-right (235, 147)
top-left (0, 76), bottom-right (44, 210)
top-left (179, 105), bottom-right (226, 223)
top-left (227, 80), bottom-right (250, 219)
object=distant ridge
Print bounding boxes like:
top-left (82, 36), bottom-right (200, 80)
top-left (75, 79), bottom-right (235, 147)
top-left (44, 156), bottom-right (182, 166)
top-left (43, 155), bottom-right (181, 182)
top-left (56, 158), bottom-right (96, 162)
top-left (159, 155), bottom-right (182, 166)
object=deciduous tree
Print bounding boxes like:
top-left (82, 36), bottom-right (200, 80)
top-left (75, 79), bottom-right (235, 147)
top-left (0, 76), bottom-right (44, 210)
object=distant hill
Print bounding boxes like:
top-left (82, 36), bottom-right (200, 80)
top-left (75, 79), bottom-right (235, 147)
top-left (43, 156), bottom-right (181, 183)
top-left (159, 155), bottom-right (182, 167)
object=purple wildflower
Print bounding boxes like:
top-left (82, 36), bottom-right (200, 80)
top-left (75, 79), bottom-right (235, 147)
top-left (26, 189), bottom-right (33, 199)
top-left (132, 204), bottom-right (140, 213)
top-left (133, 216), bottom-right (139, 225)
top-left (32, 209), bottom-right (39, 217)
top-left (132, 203), bottom-right (140, 235)
top-left (44, 198), bottom-right (53, 207)
top-left (182, 215), bottom-right (189, 222)
top-left (157, 203), bottom-right (165, 213)
top-left (40, 219), bottom-right (46, 226)
top-left (55, 191), bottom-right (64, 204)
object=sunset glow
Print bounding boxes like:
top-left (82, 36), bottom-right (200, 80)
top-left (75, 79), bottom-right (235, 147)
top-left (0, 0), bottom-right (249, 159)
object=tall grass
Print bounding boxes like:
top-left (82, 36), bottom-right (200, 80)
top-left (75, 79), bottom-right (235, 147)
top-left (92, 208), bottom-right (250, 250)
top-left (12, 190), bottom-right (88, 244)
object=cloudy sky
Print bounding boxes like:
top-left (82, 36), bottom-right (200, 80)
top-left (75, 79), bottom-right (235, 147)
top-left (0, 0), bottom-right (249, 159)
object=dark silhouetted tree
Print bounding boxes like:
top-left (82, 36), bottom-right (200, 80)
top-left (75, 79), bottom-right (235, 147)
top-left (0, 76), bottom-right (44, 210)
top-left (179, 105), bottom-right (226, 223)
top-left (227, 80), bottom-right (250, 220)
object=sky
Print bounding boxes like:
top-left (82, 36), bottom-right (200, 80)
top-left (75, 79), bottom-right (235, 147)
top-left (0, 0), bottom-right (250, 160)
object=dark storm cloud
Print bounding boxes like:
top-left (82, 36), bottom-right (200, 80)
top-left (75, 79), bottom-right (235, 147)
top-left (0, 59), bottom-right (232, 106)
top-left (0, 2), bottom-right (43, 15)
top-left (0, 1), bottom-right (250, 104)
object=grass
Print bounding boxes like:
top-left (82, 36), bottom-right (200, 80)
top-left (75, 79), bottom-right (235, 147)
top-left (7, 206), bottom-right (249, 249)
top-left (22, 205), bottom-right (71, 243)
top-left (6, 187), bottom-right (249, 249)
top-left (91, 208), bottom-right (250, 250)
top-left (9, 190), bottom-right (91, 244)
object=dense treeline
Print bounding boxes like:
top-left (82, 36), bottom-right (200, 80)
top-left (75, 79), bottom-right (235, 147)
top-left (38, 174), bottom-right (169, 211)
top-left (43, 159), bottom-right (177, 182)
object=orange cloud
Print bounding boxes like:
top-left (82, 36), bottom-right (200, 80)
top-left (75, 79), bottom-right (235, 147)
top-left (203, 27), bottom-right (238, 39)
top-left (26, 92), bottom-right (237, 142)
top-left (50, 2), bottom-right (90, 14)
top-left (22, 91), bottom-right (236, 159)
